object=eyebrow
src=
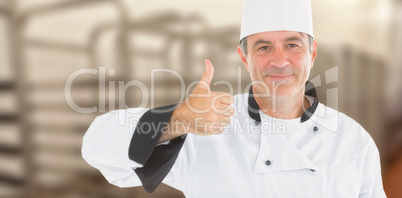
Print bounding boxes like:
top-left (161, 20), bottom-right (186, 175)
top-left (284, 36), bottom-right (304, 43)
top-left (252, 39), bottom-right (273, 49)
top-left (252, 35), bottom-right (305, 49)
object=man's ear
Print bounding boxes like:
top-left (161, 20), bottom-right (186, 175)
top-left (310, 39), bottom-right (318, 69)
top-left (237, 46), bottom-right (249, 72)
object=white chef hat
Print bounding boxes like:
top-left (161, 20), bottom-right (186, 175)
top-left (240, 0), bottom-right (314, 41)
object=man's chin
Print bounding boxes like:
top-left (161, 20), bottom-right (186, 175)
top-left (270, 88), bottom-right (295, 98)
top-left (253, 79), bottom-right (297, 96)
top-left (263, 76), bottom-right (295, 87)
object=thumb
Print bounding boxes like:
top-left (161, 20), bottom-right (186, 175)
top-left (199, 59), bottom-right (214, 90)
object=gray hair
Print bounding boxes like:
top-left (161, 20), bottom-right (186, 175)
top-left (239, 33), bottom-right (314, 56)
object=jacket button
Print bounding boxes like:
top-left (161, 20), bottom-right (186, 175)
top-left (265, 160), bottom-right (272, 166)
top-left (310, 169), bottom-right (315, 172)
top-left (313, 126), bottom-right (319, 132)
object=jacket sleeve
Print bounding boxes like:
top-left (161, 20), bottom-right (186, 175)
top-left (81, 108), bottom-right (147, 187)
top-left (128, 104), bottom-right (188, 193)
top-left (81, 105), bottom-right (189, 192)
top-left (359, 138), bottom-right (387, 198)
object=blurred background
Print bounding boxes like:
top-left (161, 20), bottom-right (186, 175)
top-left (0, 0), bottom-right (401, 197)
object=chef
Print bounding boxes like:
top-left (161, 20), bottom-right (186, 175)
top-left (82, 0), bottom-right (386, 197)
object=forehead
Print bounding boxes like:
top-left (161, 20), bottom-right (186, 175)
top-left (248, 31), bottom-right (307, 44)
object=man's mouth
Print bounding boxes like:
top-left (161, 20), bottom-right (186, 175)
top-left (267, 74), bottom-right (293, 80)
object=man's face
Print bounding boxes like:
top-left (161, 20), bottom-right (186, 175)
top-left (238, 31), bottom-right (317, 99)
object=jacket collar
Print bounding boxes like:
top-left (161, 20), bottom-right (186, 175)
top-left (248, 81), bottom-right (319, 123)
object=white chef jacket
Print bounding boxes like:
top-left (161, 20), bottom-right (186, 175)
top-left (82, 92), bottom-right (386, 198)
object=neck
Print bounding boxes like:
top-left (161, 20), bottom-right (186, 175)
top-left (254, 87), bottom-right (310, 119)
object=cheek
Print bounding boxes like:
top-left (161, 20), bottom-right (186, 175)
top-left (249, 56), bottom-right (268, 75)
top-left (293, 54), bottom-right (306, 66)
top-left (292, 54), bottom-right (312, 75)
top-left (248, 65), bottom-right (259, 81)
top-left (251, 64), bottom-right (267, 82)
top-left (302, 59), bottom-right (313, 81)
top-left (247, 57), bottom-right (260, 79)
top-left (247, 65), bottom-right (263, 84)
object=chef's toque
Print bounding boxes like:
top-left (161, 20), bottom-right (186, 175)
top-left (240, 0), bottom-right (314, 41)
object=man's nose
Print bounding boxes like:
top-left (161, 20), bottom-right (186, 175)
top-left (270, 48), bottom-right (289, 68)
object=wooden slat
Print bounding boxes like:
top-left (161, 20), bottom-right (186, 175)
top-left (34, 150), bottom-right (93, 172)
top-left (0, 114), bottom-right (18, 123)
top-left (0, 92), bottom-right (18, 113)
top-left (0, 174), bottom-right (24, 186)
top-left (33, 130), bottom-right (82, 150)
top-left (29, 110), bottom-right (95, 127)
top-left (0, 145), bottom-right (22, 155)
top-left (0, 181), bottom-right (23, 197)
top-left (0, 81), bottom-right (15, 90)
top-left (0, 154), bottom-right (25, 184)
top-left (0, 124), bottom-right (20, 147)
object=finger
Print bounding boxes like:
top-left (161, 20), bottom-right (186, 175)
top-left (211, 102), bottom-right (230, 114)
top-left (211, 103), bottom-right (232, 113)
top-left (202, 121), bottom-right (220, 135)
top-left (217, 116), bottom-right (231, 124)
top-left (215, 93), bottom-right (234, 105)
top-left (211, 93), bottom-right (233, 108)
top-left (222, 106), bottom-right (235, 117)
top-left (199, 59), bottom-right (214, 90)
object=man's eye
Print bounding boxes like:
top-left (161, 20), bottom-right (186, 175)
top-left (287, 44), bottom-right (298, 48)
top-left (259, 46), bottom-right (270, 50)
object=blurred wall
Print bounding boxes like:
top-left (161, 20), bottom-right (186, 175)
top-left (0, 0), bottom-right (400, 197)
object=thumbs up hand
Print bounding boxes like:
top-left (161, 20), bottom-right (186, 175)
top-left (172, 59), bottom-right (234, 135)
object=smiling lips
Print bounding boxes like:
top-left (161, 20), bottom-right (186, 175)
top-left (267, 74), bottom-right (294, 80)
top-left (262, 67), bottom-right (296, 80)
